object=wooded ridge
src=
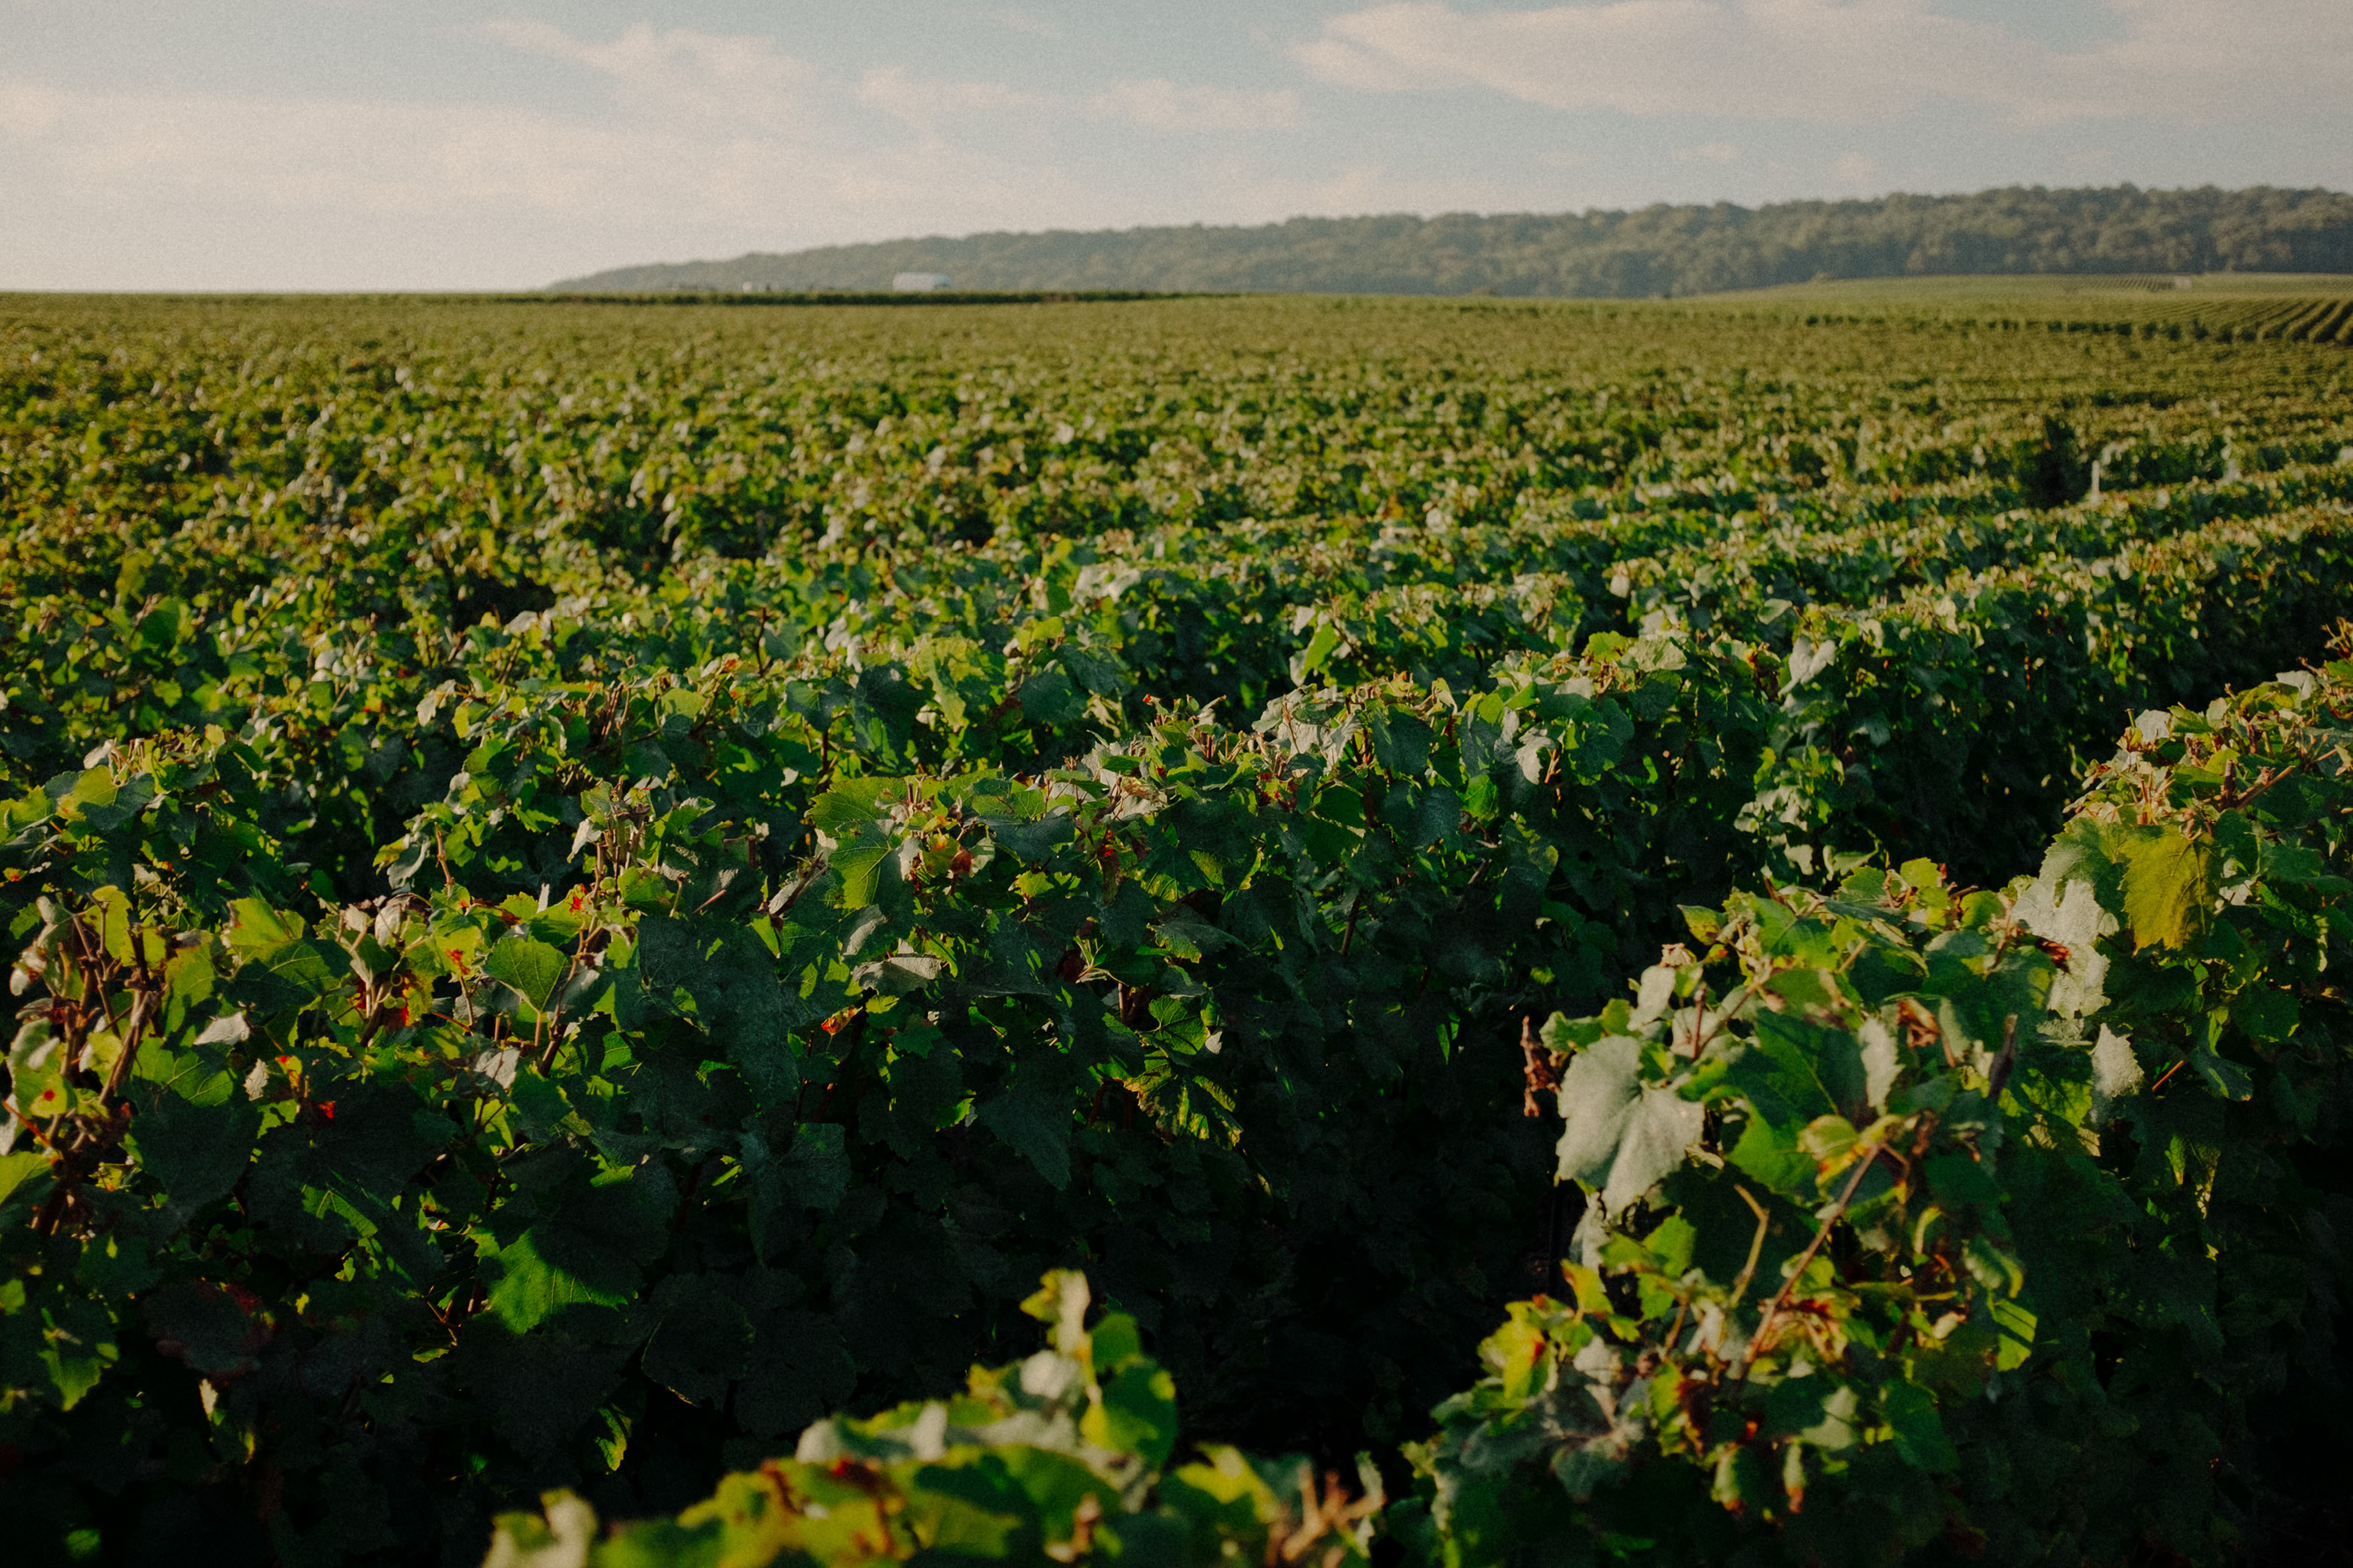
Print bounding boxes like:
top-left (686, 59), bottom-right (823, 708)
top-left (551, 184), bottom-right (2353, 297)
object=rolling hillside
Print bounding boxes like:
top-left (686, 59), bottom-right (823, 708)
top-left (552, 183), bottom-right (2353, 298)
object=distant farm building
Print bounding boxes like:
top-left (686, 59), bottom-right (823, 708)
top-left (893, 272), bottom-right (952, 293)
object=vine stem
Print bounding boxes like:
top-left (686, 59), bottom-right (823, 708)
top-left (1683, 979), bottom-right (1761, 1061)
top-left (1727, 1184), bottom-right (1772, 1310)
top-left (1735, 1142), bottom-right (1882, 1381)
top-left (101, 885), bottom-right (163, 1103)
top-left (99, 989), bottom-right (152, 1101)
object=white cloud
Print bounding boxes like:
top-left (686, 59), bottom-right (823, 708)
top-left (850, 67), bottom-right (1297, 136)
top-left (0, 72), bottom-right (1108, 288)
top-left (1294, 0), bottom-right (2353, 127)
top-left (856, 65), bottom-right (1053, 135)
top-left (0, 81), bottom-right (633, 218)
top-left (851, 69), bottom-right (1298, 135)
top-left (20, 7), bottom-right (2339, 292)
top-left (481, 20), bottom-right (818, 135)
top-left (1291, 0), bottom-right (2035, 121)
top-left (2088, 0), bottom-right (2353, 114)
top-left (1087, 79), bottom-right (1303, 132)
top-left (0, 14), bottom-right (1329, 291)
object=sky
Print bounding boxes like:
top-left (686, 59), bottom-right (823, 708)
top-left (4, 1), bottom-right (2351, 291)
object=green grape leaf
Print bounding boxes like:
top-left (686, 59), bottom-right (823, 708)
top-left (1991, 1298), bottom-right (2037, 1371)
top-left (126, 1093), bottom-right (261, 1220)
top-left (145, 1279), bottom-right (270, 1381)
top-left (479, 1167), bottom-right (678, 1333)
top-left (779, 1122), bottom-right (849, 1211)
top-left (0, 1149), bottom-right (50, 1208)
top-left (2187, 1047), bottom-right (2254, 1101)
top-left (1017, 670), bottom-right (1086, 726)
top-left (479, 1228), bottom-right (639, 1333)
top-left (1728, 1114), bottom-right (1813, 1197)
top-left (1086, 1361), bottom-right (1179, 1467)
top-left (1295, 623), bottom-right (1342, 680)
top-left (2114, 826), bottom-right (2213, 951)
top-left (485, 936), bottom-right (569, 1010)
top-left (1554, 1037), bottom-right (1702, 1216)
top-left (457, 1332), bottom-right (629, 1463)
top-left (642, 1277), bottom-right (755, 1407)
top-left (979, 1085), bottom-right (1072, 1189)
top-left (1879, 1381), bottom-right (1959, 1472)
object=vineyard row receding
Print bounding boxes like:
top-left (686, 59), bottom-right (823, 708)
top-left (2, 291), bottom-right (2350, 1568)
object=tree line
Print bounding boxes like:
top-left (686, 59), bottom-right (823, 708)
top-left (553, 184), bottom-right (2353, 297)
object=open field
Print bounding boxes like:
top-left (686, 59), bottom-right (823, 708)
top-left (3, 287), bottom-right (2351, 1566)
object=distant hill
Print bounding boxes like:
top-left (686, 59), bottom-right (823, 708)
top-left (550, 185), bottom-right (2353, 299)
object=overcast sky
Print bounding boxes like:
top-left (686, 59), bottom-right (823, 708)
top-left (5, 0), bottom-right (2351, 291)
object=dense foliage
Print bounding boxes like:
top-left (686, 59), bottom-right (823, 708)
top-left (551, 184), bottom-right (2353, 298)
top-left (491, 651), bottom-right (2353, 1566)
top-left (1, 292), bottom-right (2348, 1566)
top-left (1414, 654), bottom-right (2353, 1565)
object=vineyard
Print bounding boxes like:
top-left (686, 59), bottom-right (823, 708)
top-left (2, 289), bottom-right (2351, 1567)
top-left (1705, 274), bottom-right (2353, 347)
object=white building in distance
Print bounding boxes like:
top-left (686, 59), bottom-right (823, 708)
top-left (893, 272), bottom-right (952, 294)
